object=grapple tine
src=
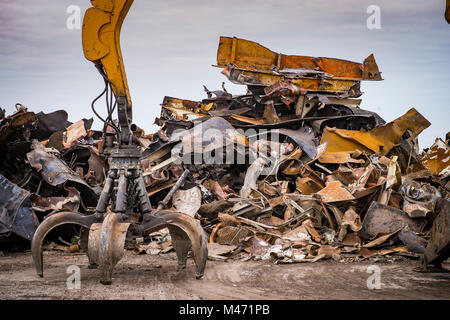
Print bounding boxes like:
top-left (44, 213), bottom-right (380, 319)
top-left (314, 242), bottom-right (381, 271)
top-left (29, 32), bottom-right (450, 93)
top-left (142, 210), bottom-right (208, 279)
top-left (88, 212), bottom-right (131, 285)
top-left (31, 212), bottom-right (97, 277)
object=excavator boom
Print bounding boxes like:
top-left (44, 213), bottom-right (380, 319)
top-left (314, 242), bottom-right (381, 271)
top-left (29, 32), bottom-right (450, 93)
top-left (82, 0), bottom-right (133, 116)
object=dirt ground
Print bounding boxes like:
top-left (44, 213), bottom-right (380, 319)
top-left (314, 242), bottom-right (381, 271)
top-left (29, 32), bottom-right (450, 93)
top-left (0, 249), bottom-right (449, 300)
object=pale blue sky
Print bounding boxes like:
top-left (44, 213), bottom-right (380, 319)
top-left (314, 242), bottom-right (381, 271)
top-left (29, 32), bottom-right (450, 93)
top-left (0, 0), bottom-right (448, 149)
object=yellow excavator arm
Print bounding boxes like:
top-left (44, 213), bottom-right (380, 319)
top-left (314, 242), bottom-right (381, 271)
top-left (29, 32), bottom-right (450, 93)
top-left (82, 0), bottom-right (134, 143)
top-left (82, 0), bottom-right (133, 108)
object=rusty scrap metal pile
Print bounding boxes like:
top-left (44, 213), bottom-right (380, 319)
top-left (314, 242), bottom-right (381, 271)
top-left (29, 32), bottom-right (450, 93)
top-left (1, 37), bottom-right (449, 270)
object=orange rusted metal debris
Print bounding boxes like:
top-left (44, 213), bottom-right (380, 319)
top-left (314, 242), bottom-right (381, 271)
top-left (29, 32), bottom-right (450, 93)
top-left (419, 138), bottom-right (450, 176)
top-left (315, 180), bottom-right (355, 203)
top-left (216, 36), bottom-right (383, 81)
top-left (63, 119), bottom-right (88, 148)
top-left (319, 108), bottom-right (431, 163)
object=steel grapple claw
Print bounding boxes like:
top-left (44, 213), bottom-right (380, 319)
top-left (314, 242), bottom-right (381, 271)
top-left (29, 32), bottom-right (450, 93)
top-left (32, 210), bottom-right (208, 284)
top-left (31, 211), bottom-right (97, 278)
top-left (86, 210), bottom-right (207, 284)
top-left (88, 212), bottom-right (131, 285)
top-left (140, 210), bottom-right (208, 279)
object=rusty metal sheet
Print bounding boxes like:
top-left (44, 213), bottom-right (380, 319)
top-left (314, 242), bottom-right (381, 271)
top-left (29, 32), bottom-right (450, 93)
top-left (362, 231), bottom-right (397, 248)
top-left (26, 140), bottom-right (97, 205)
top-left (274, 128), bottom-right (317, 159)
top-left (216, 36), bottom-right (382, 80)
top-left (315, 180), bottom-right (355, 203)
top-left (296, 177), bottom-right (322, 195)
top-left (0, 108), bottom-right (36, 146)
top-left (87, 146), bottom-right (107, 185)
top-left (198, 200), bottom-right (234, 220)
top-left (320, 108), bottom-right (431, 160)
top-left (27, 141), bottom-right (89, 187)
top-left (162, 106), bottom-right (206, 121)
top-left (0, 174), bottom-right (39, 240)
top-left (420, 199), bottom-right (450, 270)
top-left (161, 96), bottom-right (207, 121)
top-left (170, 117), bottom-right (246, 155)
top-left (207, 243), bottom-right (237, 257)
top-left (30, 187), bottom-right (80, 214)
top-left (162, 96), bottom-right (200, 112)
top-left (359, 246), bottom-right (408, 259)
top-left (341, 207), bottom-right (362, 232)
top-left (172, 187), bottom-right (202, 217)
top-left (398, 229), bottom-right (427, 254)
top-left (320, 128), bottom-right (378, 154)
top-left (63, 119), bottom-right (89, 148)
top-left (222, 65), bottom-right (361, 96)
top-left (319, 151), bottom-right (365, 164)
top-left (216, 225), bottom-right (251, 246)
top-left (419, 138), bottom-right (450, 176)
top-left (369, 107), bottom-right (430, 142)
top-left (32, 110), bottom-right (69, 141)
top-left (360, 202), bottom-right (427, 239)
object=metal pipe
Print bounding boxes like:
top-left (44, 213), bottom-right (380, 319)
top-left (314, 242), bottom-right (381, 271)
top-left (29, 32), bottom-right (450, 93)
top-left (156, 170), bottom-right (190, 212)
